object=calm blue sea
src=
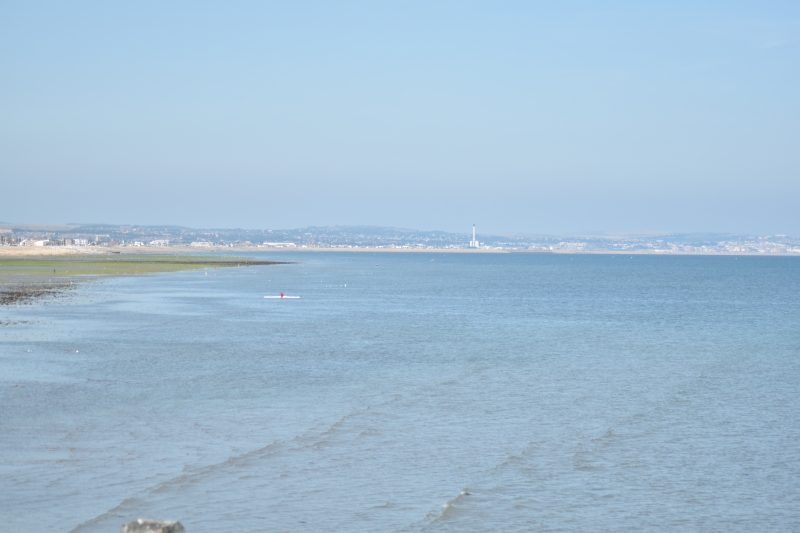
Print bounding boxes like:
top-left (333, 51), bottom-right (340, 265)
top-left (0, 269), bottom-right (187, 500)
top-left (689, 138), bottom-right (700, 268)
top-left (1, 253), bottom-right (799, 532)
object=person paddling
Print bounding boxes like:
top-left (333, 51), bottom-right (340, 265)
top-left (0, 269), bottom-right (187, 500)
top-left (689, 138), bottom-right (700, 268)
top-left (280, 292), bottom-right (284, 298)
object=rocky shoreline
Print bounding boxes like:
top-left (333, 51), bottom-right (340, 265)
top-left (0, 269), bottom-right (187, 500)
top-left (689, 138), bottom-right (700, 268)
top-left (0, 281), bottom-right (78, 306)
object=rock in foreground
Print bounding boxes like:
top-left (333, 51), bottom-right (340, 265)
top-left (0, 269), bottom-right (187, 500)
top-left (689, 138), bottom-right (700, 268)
top-left (121, 519), bottom-right (185, 533)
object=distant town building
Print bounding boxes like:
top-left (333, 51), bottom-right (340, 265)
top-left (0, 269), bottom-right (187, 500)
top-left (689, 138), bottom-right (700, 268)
top-left (20, 238), bottom-right (46, 246)
top-left (150, 240), bottom-right (169, 246)
top-left (469, 225), bottom-right (481, 248)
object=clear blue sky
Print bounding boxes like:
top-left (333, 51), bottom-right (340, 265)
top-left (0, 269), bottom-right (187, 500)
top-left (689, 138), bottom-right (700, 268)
top-left (1, 1), bottom-right (798, 234)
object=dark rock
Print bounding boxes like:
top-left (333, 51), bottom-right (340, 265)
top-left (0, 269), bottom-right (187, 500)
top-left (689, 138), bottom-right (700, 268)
top-left (121, 519), bottom-right (185, 533)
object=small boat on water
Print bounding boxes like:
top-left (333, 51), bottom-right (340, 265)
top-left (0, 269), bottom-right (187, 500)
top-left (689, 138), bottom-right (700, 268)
top-left (264, 292), bottom-right (300, 299)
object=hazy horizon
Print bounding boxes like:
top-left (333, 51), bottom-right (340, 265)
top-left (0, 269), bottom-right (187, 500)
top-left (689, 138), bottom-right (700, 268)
top-left (2, 2), bottom-right (798, 234)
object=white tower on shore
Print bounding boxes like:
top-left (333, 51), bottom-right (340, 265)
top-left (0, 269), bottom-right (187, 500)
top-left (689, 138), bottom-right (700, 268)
top-left (469, 224), bottom-right (479, 248)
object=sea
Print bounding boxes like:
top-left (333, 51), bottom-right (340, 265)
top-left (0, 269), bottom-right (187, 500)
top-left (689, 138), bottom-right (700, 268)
top-left (1, 252), bottom-right (799, 533)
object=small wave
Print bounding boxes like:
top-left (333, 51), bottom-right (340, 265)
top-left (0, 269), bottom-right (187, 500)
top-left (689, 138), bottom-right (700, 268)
top-left (68, 391), bottom-right (421, 532)
top-left (69, 497), bottom-right (146, 533)
top-left (489, 440), bottom-right (542, 473)
top-left (68, 437), bottom-right (289, 533)
top-left (422, 488), bottom-right (472, 528)
top-left (590, 428), bottom-right (616, 443)
top-left (68, 403), bottom-right (392, 531)
top-left (371, 500), bottom-right (395, 509)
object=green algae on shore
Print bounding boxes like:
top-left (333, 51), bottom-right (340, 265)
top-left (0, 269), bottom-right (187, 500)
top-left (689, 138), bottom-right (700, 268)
top-left (0, 255), bottom-right (284, 276)
top-left (0, 255), bottom-right (286, 305)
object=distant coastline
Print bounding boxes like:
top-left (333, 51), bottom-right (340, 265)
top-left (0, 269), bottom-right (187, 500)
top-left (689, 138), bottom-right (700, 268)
top-left (2, 245), bottom-right (798, 257)
top-left (2, 223), bottom-right (798, 256)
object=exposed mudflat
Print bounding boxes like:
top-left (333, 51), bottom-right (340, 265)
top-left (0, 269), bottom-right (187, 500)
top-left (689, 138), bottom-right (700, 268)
top-left (0, 255), bottom-right (289, 306)
top-left (0, 282), bottom-right (79, 306)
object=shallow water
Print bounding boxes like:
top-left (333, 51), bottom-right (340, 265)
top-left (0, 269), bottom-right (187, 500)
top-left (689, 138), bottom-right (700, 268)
top-left (1, 253), bottom-right (799, 532)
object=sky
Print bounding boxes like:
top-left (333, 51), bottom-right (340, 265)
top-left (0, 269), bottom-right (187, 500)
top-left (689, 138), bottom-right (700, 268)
top-left (1, 1), bottom-right (798, 235)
